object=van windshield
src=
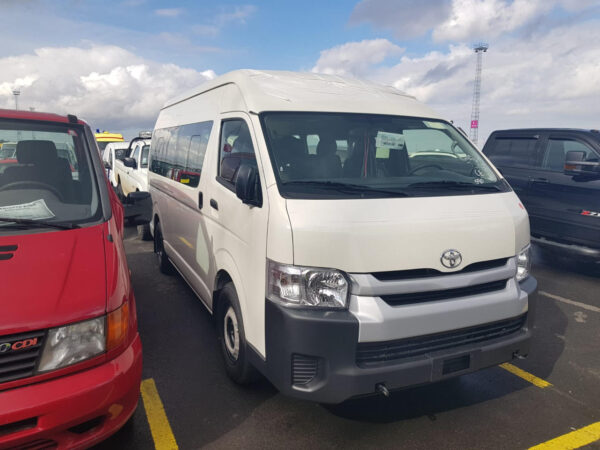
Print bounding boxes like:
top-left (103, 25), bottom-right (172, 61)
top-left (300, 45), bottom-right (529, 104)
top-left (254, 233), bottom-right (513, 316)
top-left (261, 113), bottom-right (508, 198)
top-left (0, 120), bottom-right (102, 232)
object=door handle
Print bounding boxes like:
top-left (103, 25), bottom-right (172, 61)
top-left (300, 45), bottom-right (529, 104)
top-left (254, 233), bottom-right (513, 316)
top-left (210, 199), bottom-right (219, 210)
top-left (530, 177), bottom-right (549, 183)
top-left (198, 192), bottom-right (203, 209)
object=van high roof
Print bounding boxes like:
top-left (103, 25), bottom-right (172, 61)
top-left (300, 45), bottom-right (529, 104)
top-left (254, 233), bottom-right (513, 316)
top-left (163, 69), bottom-right (441, 119)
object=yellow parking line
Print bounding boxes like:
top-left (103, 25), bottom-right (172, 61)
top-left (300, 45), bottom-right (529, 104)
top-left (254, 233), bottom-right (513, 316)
top-left (499, 363), bottom-right (552, 388)
top-left (529, 422), bottom-right (600, 449)
top-left (140, 378), bottom-right (179, 450)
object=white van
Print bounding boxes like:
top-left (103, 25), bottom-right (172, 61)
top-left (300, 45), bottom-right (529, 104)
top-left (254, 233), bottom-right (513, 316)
top-left (148, 70), bottom-right (537, 403)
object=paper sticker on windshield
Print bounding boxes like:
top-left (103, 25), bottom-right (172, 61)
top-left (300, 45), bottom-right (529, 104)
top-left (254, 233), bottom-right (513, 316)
top-left (0, 199), bottom-right (55, 220)
top-left (376, 132), bottom-right (405, 149)
top-left (422, 121), bottom-right (447, 129)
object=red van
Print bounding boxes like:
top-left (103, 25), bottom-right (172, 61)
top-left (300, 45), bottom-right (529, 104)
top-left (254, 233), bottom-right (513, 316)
top-left (0, 109), bottom-right (150, 448)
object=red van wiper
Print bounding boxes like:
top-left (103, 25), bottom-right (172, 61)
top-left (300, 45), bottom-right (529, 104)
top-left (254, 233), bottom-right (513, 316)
top-left (0, 217), bottom-right (81, 229)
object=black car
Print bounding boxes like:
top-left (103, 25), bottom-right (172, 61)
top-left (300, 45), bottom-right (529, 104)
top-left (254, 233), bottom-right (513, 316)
top-left (482, 128), bottom-right (600, 260)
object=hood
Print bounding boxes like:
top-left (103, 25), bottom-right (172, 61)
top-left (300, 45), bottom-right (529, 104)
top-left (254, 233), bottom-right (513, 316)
top-left (286, 192), bottom-right (529, 273)
top-left (0, 224), bottom-right (106, 335)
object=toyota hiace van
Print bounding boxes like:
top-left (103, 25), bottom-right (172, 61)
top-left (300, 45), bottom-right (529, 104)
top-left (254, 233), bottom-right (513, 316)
top-left (148, 70), bottom-right (537, 403)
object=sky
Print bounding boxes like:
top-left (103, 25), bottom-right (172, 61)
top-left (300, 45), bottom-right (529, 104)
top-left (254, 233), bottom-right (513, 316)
top-left (0, 0), bottom-right (599, 143)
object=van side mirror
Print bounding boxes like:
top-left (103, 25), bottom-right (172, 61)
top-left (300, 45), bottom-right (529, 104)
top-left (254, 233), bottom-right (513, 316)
top-left (123, 157), bottom-right (137, 169)
top-left (564, 150), bottom-right (600, 176)
top-left (123, 191), bottom-right (152, 224)
top-left (235, 164), bottom-right (262, 207)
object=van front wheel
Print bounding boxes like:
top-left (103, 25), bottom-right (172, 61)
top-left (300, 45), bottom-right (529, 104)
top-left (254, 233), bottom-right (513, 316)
top-left (217, 283), bottom-right (258, 385)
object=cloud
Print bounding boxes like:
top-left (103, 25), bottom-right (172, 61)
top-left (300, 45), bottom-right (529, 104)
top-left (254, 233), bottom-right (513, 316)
top-left (350, 0), bottom-right (452, 39)
top-left (312, 19), bottom-right (600, 143)
top-left (350, 0), bottom-right (600, 43)
top-left (432, 0), bottom-right (551, 42)
top-left (0, 45), bottom-right (215, 135)
top-left (193, 5), bottom-right (257, 36)
top-left (312, 39), bottom-right (404, 77)
top-left (154, 8), bottom-right (183, 18)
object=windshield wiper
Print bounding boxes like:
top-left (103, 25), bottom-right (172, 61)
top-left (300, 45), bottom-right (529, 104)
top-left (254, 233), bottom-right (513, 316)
top-left (282, 181), bottom-right (409, 197)
top-left (407, 181), bottom-right (503, 191)
top-left (0, 217), bottom-right (81, 230)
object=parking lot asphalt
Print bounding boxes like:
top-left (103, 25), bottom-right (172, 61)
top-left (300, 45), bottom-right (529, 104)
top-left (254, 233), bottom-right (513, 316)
top-left (96, 226), bottom-right (600, 450)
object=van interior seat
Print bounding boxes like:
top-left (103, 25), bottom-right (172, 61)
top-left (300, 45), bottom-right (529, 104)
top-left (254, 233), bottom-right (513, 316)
top-left (312, 136), bottom-right (342, 179)
top-left (1, 140), bottom-right (73, 199)
top-left (274, 135), bottom-right (308, 180)
top-left (386, 147), bottom-right (410, 176)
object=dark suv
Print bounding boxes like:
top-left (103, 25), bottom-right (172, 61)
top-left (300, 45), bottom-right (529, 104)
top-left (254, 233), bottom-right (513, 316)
top-left (482, 129), bottom-right (600, 260)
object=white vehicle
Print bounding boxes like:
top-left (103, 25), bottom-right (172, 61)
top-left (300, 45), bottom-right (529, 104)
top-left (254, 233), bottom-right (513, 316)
top-left (102, 141), bottom-right (130, 187)
top-left (113, 136), bottom-right (151, 197)
top-left (148, 70), bottom-right (537, 403)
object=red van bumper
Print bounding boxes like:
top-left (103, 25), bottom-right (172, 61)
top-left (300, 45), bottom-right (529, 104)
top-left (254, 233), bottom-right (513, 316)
top-left (0, 334), bottom-right (142, 449)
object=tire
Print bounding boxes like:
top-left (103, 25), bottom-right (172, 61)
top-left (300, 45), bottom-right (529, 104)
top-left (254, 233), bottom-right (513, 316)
top-left (138, 223), bottom-right (153, 241)
top-left (154, 222), bottom-right (174, 275)
top-left (217, 283), bottom-right (259, 385)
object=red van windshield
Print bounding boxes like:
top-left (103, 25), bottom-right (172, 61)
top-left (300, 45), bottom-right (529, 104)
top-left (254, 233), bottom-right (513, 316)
top-left (0, 120), bottom-right (102, 231)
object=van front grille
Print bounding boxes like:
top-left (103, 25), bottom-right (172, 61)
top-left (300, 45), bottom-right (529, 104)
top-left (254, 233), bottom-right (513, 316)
top-left (0, 330), bottom-right (45, 384)
top-left (371, 258), bottom-right (509, 281)
top-left (356, 314), bottom-right (526, 367)
top-left (380, 279), bottom-right (508, 306)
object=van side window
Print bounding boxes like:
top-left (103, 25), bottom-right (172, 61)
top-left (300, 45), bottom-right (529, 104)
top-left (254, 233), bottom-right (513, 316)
top-left (487, 137), bottom-right (538, 168)
top-left (218, 119), bottom-right (257, 187)
top-left (541, 139), bottom-right (598, 172)
top-left (150, 121), bottom-right (212, 187)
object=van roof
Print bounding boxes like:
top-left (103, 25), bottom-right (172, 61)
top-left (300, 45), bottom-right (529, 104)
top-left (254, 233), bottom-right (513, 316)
top-left (0, 108), bottom-right (86, 125)
top-left (163, 70), bottom-right (441, 119)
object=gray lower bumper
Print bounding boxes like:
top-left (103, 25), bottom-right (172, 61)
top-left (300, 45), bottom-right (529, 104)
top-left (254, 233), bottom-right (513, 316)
top-left (258, 277), bottom-right (537, 404)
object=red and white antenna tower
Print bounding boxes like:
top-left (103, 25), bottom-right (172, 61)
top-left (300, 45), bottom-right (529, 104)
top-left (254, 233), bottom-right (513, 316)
top-left (469, 43), bottom-right (488, 145)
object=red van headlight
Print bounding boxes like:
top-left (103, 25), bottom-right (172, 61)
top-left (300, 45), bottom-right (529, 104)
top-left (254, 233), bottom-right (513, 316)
top-left (37, 302), bottom-right (129, 372)
top-left (38, 316), bottom-right (106, 372)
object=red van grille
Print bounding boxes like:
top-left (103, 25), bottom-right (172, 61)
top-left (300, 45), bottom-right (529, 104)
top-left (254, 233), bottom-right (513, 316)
top-left (0, 330), bottom-right (46, 384)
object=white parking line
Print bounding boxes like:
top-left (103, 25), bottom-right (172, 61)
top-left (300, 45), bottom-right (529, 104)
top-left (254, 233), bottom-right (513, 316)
top-left (539, 291), bottom-right (600, 313)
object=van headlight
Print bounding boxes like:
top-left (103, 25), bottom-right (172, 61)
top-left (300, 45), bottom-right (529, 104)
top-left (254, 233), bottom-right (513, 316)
top-left (38, 317), bottom-right (106, 372)
top-left (516, 245), bottom-right (531, 282)
top-left (267, 260), bottom-right (349, 309)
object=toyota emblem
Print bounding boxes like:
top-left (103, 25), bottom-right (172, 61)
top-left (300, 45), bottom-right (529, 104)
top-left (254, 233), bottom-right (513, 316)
top-left (441, 249), bottom-right (462, 268)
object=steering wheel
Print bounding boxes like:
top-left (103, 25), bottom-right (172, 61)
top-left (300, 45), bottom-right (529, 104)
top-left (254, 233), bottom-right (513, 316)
top-left (0, 181), bottom-right (64, 201)
top-left (409, 164), bottom-right (445, 175)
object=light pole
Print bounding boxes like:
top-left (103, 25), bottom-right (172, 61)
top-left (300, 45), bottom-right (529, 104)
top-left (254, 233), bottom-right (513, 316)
top-left (12, 89), bottom-right (20, 110)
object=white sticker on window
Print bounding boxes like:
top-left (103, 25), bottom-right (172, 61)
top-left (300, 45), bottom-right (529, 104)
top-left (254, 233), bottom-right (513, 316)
top-left (0, 199), bottom-right (55, 220)
top-left (376, 132), bottom-right (405, 149)
top-left (422, 121), bottom-right (447, 129)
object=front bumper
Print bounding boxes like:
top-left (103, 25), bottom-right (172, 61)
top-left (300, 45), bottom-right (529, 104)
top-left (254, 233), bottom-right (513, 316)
top-left (0, 334), bottom-right (142, 449)
top-left (262, 277), bottom-right (537, 404)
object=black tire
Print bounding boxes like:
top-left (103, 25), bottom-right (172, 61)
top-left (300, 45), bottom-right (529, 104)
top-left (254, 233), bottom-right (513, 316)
top-left (138, 223), bottom-right (152, 241)
top-left (154, 222), bottom-right (174, 275)
top-left (217, 283), bottom-right (259, 384)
